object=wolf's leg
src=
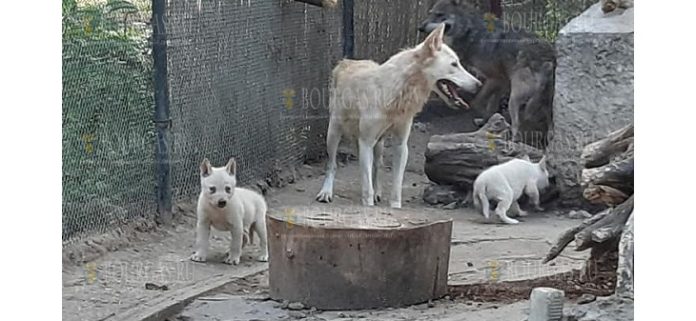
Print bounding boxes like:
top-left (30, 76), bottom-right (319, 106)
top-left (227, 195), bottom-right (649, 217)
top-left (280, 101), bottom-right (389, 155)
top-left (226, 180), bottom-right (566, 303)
top-left (525, 181), bottom-right (544, 212)
top-left (359, 136), bottom-right (377, 206)
top-left (510, 200), bottom-right (528, 217)
top-left (224, 222), bottom-right (244, 265)
top-left (316, 119), bottom-right (342, 203)
top-left (373, 138), bottom-right (385, 203)
top-left (479, 193), bottom-right (491, 220)
top-left (253, 220), bottom-right (268, 262)
top-left (509, 68), bottom-right (536, 143)
top-left (390, 119), bottom-right (413, 209)
top-left (190, 218), bottom-right (210, 262)
top-left (494, 193), bottom-right (519, 224)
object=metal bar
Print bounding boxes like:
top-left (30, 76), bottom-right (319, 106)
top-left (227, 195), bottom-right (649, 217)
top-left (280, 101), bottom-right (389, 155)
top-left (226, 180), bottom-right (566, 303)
top-left (342, 0), bottom-right (354, 58)
top-left (152, 0), bottom-right (172, 224)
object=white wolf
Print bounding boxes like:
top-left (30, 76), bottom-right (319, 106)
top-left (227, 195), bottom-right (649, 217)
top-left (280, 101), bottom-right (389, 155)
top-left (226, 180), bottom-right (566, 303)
top-left (472, 156), bottom-right (550, 224)
top-left (190, 158), bottom-right (268, 265)
top-left (316, 23), bottom-right (482, 208)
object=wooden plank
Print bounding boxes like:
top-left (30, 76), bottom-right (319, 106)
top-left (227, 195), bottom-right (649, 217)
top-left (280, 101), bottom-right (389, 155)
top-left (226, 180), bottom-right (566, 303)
top-left (114, 264), bottom-right (268, 321)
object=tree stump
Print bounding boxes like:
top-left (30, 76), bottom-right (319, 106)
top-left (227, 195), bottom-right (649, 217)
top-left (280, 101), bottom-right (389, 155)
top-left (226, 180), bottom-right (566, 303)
top-left (267, 205), bottom-right (453, 310)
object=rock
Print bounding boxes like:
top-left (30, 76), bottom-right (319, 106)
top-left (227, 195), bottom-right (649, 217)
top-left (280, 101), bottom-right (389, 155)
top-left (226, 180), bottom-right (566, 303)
top-left (422, 184), bottom-right (466, 205)
top-left (577, 294), bottom-right (597, 305)
top-left (427, 300), bottom-right (435, 308)
top-left (281, 300), bottom-right (290, 309)
top-left (413, 122), bottom-right (427, 132)
top-left (296, 187), bottom-right (306, 193)
top-left (413, 303), bottom-right (429, 310)
top-left (568, 210), bottom-right (592, 219)
top-left (288, 302), bottom-right (305, 310)
top-left (546, 2), bottom-right (634, 208)
top-left (443, 202), bottom-right (458, 210)
top-left (288, 311), bottom-right (307, 319)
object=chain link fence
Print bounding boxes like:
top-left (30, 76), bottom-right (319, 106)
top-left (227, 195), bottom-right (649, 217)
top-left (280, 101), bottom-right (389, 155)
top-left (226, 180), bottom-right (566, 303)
top-left (62, 0), bottom-right (592, 244)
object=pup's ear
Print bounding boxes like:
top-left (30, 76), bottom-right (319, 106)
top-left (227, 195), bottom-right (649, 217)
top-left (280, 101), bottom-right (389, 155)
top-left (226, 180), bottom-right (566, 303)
top-left (450, 0), bottom-right (461, 5)
top-left (423, 23), bottom-right (445, 54)
top-left (225, 157), bottom-right (236, 176)
top-left (538, 155), bottom-right (547, 169)
top-left (200, 158), bottom-right (212, 177)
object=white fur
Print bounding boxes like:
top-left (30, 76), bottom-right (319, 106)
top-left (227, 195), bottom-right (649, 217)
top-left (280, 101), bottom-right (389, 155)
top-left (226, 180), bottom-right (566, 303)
top-left (190, 158), bottom-right (268, 265)
top-left (316, 23), bottom-right (481, 208)
top-left (472, 156), bottom-right (550, 224)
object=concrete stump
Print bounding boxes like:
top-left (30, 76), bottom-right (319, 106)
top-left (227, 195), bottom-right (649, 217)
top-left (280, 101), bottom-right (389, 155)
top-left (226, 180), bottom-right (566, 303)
top-left (528, 287), bottom-right (565, 321)
top-left (267, 205), bottom-right (453, 310)
top-left (547, 3), bottom-right (634, 208)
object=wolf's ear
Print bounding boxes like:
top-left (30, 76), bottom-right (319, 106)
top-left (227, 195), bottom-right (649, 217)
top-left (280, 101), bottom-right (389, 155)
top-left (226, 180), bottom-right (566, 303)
top-left (225, 157), bottom-right (236, 176)
top-left (424, 23), bottom-right (445, 54)
top-left (200, 158), bottom-right (212, 177)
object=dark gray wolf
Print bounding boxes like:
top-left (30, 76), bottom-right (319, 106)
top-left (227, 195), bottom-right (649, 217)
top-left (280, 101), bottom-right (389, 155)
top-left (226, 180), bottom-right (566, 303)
top-left (419, 0), bottom-right (556, 148)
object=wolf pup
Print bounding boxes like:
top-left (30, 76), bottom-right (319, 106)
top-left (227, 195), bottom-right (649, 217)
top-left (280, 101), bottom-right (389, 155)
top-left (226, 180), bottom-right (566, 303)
top-left (316, 23), bottom-right (481, 208)
top-left (190, 158), bottom-right (268, 265)
top-left (472, 156), bottom-right (550, 224)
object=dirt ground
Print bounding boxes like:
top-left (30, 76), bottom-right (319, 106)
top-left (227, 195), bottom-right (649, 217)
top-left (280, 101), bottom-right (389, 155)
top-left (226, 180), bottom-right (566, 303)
top-left (62, 106), bottom-right (596, 321)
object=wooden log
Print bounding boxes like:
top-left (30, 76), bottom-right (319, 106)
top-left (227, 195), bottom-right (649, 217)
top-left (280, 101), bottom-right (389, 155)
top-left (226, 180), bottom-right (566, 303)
top-left (424, 113), bottom-right (544, 188)
top-left (581, 124), bottom-right (633, 168)
top-left (267, 205), bottom-right (453, 310)
top-left (616, 212), bottom-right (634, 299)
top-left (581, 156), bottom-right (634, 198)
top-left (575, 196), bottom-right (633, 251)
top-left (542, 208), bottom-right (611, 264)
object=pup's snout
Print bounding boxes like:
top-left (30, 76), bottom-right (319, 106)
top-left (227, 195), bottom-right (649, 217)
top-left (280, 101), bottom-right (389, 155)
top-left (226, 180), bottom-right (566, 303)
top-left (217, 200), bottom-right (227, 208)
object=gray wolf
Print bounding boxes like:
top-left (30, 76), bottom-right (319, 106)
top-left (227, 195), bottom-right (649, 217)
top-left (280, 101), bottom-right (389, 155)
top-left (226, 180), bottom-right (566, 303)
top-left (419, 0), bottom-right (556, 148)
top-left (472, 156), bottom-right (550, 224)
top-left (190, 158), bottom-right (268, 265)
top-left (316, 24), bottom-right (482, 208)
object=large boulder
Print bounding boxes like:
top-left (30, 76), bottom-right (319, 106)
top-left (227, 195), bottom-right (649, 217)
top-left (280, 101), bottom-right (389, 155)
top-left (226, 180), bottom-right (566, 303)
top-left (547, 2), bottom-right (634, 208)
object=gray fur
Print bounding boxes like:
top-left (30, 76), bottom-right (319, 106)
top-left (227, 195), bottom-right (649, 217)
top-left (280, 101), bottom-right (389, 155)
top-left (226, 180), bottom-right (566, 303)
top-left (419, 0), bottom-right (556, 148)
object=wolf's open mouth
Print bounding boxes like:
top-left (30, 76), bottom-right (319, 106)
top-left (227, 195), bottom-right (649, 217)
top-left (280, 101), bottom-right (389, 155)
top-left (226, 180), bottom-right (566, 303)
top-left (436, 79), bottom-right (469, 109)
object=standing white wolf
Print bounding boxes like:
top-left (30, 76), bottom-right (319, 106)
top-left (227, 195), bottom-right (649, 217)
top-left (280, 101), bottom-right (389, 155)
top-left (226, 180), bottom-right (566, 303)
top-left (316, 24), bottom-right (482, 208)
top-left (190, 158), bottom-right (268, 265)
top-left (472, 156), bottom-right (550, 224)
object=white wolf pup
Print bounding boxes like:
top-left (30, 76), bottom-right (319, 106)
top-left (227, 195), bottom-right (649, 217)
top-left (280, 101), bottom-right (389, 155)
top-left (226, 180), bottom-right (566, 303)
top-left (472, 156), bottom-right (550, 224)
top-left (190, 158), bottom-right (268, 265)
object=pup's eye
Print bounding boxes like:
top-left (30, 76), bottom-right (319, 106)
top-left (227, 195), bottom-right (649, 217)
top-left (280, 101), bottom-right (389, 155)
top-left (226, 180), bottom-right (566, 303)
top-left (209, 187), bottom-right (216, 193)
top-left (451, 62), bottom-right (458, 67)
top-left (225, 186), bottom-right (232, 193)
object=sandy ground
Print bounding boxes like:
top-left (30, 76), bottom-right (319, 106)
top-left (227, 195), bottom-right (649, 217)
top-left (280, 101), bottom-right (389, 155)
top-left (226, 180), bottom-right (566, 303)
top-left (62, 108), bottom-right (590, 321)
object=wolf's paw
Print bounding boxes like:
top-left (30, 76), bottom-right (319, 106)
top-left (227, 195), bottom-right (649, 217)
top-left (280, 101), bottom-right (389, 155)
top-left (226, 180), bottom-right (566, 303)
top-left (502, 217), bottom-right (520, 225)
top-left (189, 252), bottom-right (206, 263)
top-left (256, 254), bottom-right (268, 262)
top-left (518, 209), bottom-right (529, 217)
top-left (224, 254), bottom-right (241, 265)
top-left (316, 190), bottom-right (333, 203)
top-left (390, 201), bottom-right (401, 209)
top-left (534, 205), bottom-right (545, 212)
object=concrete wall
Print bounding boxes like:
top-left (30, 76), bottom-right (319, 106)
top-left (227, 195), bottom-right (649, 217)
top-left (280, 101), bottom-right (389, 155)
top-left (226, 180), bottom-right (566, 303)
top-left (547, 3), bottom-right (634, 207)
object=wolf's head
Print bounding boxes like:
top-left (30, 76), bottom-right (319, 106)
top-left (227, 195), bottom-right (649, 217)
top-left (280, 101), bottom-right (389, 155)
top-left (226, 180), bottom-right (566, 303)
top-left (199, 158), bottom-right (237, 209)
top-left (418, 0), bottom-right (482, 38)
top-left (534, 156), bottom-right (551, 190)
top-left (417, 23), bottom-right (481, 109)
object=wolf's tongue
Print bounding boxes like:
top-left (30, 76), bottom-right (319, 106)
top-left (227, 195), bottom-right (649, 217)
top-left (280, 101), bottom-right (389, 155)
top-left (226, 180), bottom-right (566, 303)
top-left (447, 82), bottom-right (469, 109)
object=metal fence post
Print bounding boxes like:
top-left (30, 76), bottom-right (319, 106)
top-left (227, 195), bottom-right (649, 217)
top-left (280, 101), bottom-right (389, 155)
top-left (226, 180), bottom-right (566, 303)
top-left (152, 0), bottom-right (172, 224)
top-left (342, 0), bottom-right (354, 58)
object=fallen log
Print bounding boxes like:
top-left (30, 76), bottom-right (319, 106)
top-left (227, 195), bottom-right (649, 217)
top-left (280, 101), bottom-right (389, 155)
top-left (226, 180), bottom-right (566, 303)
top-left (575, 196), bottom-right (633, 251)
top-left (424, 113), bottom-right (544, 188)
top-left (581, 124), bottom-right (633, 168)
